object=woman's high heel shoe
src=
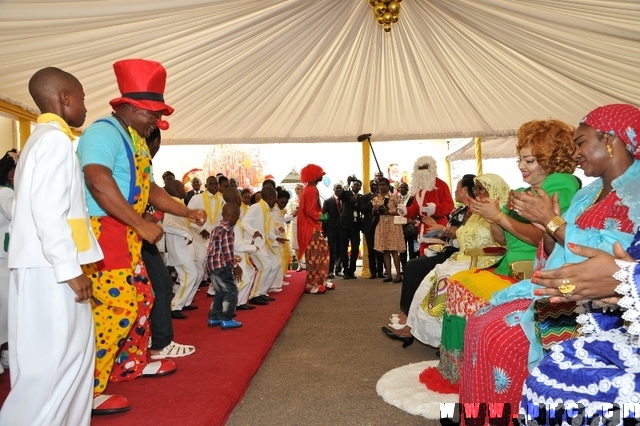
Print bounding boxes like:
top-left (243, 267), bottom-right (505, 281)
top-left (381, 326), bottom-right (414, 348)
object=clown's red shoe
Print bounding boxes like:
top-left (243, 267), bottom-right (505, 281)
top-left (92, 394), bottom-right (131, 415)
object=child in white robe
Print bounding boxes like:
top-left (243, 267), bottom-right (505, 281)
top-left (221, 188), bottom-right (257, 309)
top-left (187, 176), bottom-right (224, 298)
top-left (242, 187), bottom-right (283, 304)
top-left (0, 68), bottom-right (103, 426)
top-left (163, 180), bottom-right (198, 319)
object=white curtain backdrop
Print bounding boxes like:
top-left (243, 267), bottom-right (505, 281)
top-left (1, 0), bottom-right (639, 145)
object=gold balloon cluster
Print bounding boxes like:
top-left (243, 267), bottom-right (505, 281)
top-left (368, 0), bottom-right (402, 32)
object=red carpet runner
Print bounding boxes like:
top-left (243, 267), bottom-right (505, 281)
top-left (0, 271), bottom-right (306, 426)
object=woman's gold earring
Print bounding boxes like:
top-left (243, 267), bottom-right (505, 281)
top-left (607, 143), bottom-right (613, 157)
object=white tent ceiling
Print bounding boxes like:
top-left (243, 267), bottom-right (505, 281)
top-left (447, 137), bottom-right (517, 161)
top-left (1, 0), bottom-right (639, 146)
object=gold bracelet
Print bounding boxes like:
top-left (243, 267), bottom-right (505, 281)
top-left (495, 212), bottom-right (505, 223)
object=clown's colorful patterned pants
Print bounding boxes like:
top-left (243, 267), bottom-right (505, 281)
top-left (85, 216), bottom-right (154, 396)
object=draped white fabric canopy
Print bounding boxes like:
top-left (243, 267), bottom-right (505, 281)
top-left (1, 0), bottom-right (639, 146)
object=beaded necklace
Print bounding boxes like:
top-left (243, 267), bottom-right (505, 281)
top-left (592, 186), bottom-right (604, 205)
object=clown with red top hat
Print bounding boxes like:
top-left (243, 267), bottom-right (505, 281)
top-left (109, 58), bottom-right (173, 130)
top-left (77, 59), bottom-right (206, 415)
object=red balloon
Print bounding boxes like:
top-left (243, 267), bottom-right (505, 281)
top-left (157, 120), bottom-right (170, 130)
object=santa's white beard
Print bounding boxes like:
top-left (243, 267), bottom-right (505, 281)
top-left (409, 168), bottom-right (436, 195)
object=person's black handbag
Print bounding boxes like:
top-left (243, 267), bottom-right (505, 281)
top-left (371, 212), bottom-right (380, 228)
top-left (372, 196), bottom-right (389, 228)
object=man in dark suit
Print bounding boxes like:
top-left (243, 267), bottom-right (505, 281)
top-left (322, 183), bottom-right (343, 278)
top-left (359, 179), bottom-right (384, 279)
top-left (184, 177), bottom-right (202, 206)
top-left (338, 177), bottom-right (362, 280)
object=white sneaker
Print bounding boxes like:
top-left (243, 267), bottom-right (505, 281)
top-left (0, 350), bottom-right (8, 370)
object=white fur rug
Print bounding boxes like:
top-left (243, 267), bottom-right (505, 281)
top-left (376, 360), bottom-right (459, 419)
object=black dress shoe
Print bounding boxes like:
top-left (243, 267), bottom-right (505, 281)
top-left (382, 277), bottom-right (393, 283)
top-left (171, 310), bottom-right (188, 319)
top-left (335, 272), bottom-right (344, 277)
top-left (328, 273), bottom-right (335, 279)
top-left (182, 304), bottom-right (198, 311)
top-left (206, 293), bottom-right (214, 298)
top-left (369, 274), bottom-right (378, 279)
top-left (248, 297), bottom-right (268, 305)
top-left (199, 280), bottom-right (209, 288)
top-left (236, 304), bottom-right (256, 310)
top-left (261, 295), bottom-right (276, 301)
top-left (381, 326), bottom-right (414, 348)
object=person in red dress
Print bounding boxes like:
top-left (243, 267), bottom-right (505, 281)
top-left (297, 164), bottom-right (332, 294)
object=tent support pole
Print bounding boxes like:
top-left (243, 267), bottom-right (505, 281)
top-left (444, 157), bottom-right (452, 193)
top-left (362, 139), bottom-right (371, 192)
top-left (474, 137), bottom-right (483, 176)
top-left (360, 139), bottom-right (371, 278)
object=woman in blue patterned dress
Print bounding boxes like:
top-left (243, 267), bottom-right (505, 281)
top-left (519, 104), bottom-right (640, 417)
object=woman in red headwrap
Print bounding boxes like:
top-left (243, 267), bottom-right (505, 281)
top-left (298, 164), bottom-right (330, 294)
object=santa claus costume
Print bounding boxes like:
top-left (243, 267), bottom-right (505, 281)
top-left (403, 156), bottom-right (455, 256)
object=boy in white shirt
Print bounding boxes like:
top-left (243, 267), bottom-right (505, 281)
top-left (187, 175), bottom-right (224, 299)
top-left (0, 67), bottom-right (103, 425)
top-left (221, 188), bottom-right (258, 310)
top-left (163, 180), bottom-right (199, 320)
top-left (242, 186), bottom-right (285, 304)
top-left (270, 188), bottom-right (293, 292)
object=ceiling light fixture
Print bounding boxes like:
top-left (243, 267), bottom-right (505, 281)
top-left (368, 0), bottom-right (402, 33)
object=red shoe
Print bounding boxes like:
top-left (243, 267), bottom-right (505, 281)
top-left (92, 394), bottom-right (131, 415)
top-left (142, 359), bottom-right (177, 377)
top-left (325, 281), bottom-right (336, 290)
top-left (306, 284), bottom-right (326, 294)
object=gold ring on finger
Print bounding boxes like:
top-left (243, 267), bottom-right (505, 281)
top-left (558, 278), bottom-right (575, 295)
